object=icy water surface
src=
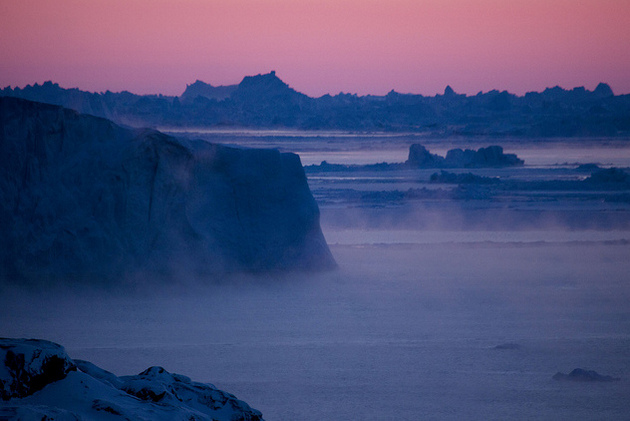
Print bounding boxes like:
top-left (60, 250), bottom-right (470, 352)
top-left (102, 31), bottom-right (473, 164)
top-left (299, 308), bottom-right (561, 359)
top-left (171, 130), bottom-right (630, 167)
top-left (2, 241), bottom-right (630, 420)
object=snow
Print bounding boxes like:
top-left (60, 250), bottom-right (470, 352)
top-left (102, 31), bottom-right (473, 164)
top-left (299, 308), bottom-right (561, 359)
top-left (0, 338), bottom-right (76, 400)
top-left (1, 338), bottom-right (263, 420)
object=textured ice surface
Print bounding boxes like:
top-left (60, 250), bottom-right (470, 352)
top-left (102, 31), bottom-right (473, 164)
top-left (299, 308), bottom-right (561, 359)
top-left (0, 338), bottom-right (263, 420)
top-left (0, 97), bottom-right (335, 283)
top-left (0, 338), bottom-right (76, 400)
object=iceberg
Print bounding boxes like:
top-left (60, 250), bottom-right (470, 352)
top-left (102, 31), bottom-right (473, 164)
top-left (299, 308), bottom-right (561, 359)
top-left (0, 97), bottom-right (335, 283)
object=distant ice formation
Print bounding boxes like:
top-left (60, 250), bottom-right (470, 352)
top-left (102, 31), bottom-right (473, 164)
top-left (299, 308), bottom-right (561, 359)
top-left (406, 144), bottom-right (524, 168)
top-left (1, 75), bottom-right (625, 136)
top-left (0, 338), bottom-right (263, 420)
top-left (0, 97), bottom-right (335, 283)
top-left (306, 143), bottom-right (523, 172)
top-left (553, 368), bottom-right (620, 382)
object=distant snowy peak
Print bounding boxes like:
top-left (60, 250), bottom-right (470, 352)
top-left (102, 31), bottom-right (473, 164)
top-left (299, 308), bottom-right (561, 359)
top-left (232, 71), bottom-right (309, 102)
top-left (180, 79), bottom-right (237, 102)
top-left (443, 85), bottom-right (458, 97)
top-left (0, 338), bottom-right (264, 420)
top-left (594, 82), bottom-right (614, 97)
top-left (180, 72), bottom-right (306, 104)
top-left (537, 82), bottom-right (614, 101)
top-left (0, 97), bottom-right (335, 283)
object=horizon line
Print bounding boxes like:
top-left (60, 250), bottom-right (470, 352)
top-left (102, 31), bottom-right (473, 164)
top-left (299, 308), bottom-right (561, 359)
top-left (1, 72), bottom-right (619, 99)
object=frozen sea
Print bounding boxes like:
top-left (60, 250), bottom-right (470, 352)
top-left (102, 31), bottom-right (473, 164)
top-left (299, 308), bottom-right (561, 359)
top-left (2, 134), bottom-right (630, 420)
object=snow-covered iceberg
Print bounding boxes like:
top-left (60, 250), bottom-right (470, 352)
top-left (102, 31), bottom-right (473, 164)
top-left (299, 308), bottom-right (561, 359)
top-left (0, 338), bottom-right (263, 420)
top-left (406, 143), bottom-right (524, 168)
top-left (0, 97), bottom-right (335, 283)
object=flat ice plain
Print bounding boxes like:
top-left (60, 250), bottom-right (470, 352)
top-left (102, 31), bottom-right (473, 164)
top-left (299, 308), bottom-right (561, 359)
top-left (3, 134), bottom-right (630, 420)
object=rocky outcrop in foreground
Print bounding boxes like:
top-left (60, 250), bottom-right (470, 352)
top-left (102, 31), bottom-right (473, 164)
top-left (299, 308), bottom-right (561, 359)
top-left (0, 97), bottom-right (335, 283)
top-left (0, 338), bottom-right (263, 420)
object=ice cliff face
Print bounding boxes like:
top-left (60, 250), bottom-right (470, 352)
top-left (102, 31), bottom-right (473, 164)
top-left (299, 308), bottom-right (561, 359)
top-left (0, 338), bottom-right (264, 420)
top-left (0, 97), bottom-right (335, 283)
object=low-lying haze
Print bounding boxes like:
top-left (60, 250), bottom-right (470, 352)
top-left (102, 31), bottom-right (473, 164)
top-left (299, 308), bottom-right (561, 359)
top-left (2, 135), bottom-right (630, 419)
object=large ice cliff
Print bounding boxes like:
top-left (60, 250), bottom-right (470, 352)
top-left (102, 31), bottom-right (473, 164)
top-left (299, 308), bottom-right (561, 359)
top-left (0, 97), bottom-right (335, 283)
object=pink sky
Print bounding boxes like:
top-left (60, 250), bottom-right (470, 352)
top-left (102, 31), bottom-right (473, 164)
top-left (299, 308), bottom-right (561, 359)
top-left (1, 0), bottom-right (629, 97)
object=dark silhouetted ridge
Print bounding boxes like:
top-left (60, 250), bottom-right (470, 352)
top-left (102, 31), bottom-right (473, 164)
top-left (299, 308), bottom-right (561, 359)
top-left (2, 74), bottom-right (629, 136)
top-left (180, 80), bottom-right (237, 102)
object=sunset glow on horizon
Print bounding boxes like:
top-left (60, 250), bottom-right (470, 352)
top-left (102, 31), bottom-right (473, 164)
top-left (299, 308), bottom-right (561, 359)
top-left (1, 0), bottom-right (629, 97)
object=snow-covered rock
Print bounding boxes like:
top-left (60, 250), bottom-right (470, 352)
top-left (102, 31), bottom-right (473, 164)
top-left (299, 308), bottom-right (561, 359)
top-left (119, 366), bottom-right (261, 419)
top-left (0, 338), bottom-right (264, 420)
top-left (0, 97), bottom-right (335, 283)
top-left (0, 338), bottom-right (76, 400)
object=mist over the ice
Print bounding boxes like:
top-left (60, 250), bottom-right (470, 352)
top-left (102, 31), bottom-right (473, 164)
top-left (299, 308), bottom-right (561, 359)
top-left (3, 128), bottom-right (630, 419)
top-left (0, 97), bottom-right (335, 285)
top-left (3, 239), bottom-right (630, 420)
